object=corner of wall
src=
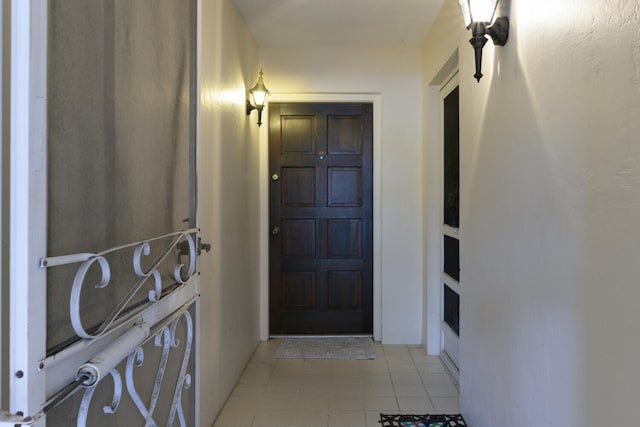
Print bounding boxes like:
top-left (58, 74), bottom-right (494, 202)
top-left (197, 0), bottom-right (261, 424)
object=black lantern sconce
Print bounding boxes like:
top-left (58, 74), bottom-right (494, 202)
top-left (458, 0), bottom-right (509, 82)
top-left (246, 68), bottom-right (270, 127)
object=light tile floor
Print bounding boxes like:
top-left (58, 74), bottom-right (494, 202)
top-left (213, 340), bottom-right (459, 427)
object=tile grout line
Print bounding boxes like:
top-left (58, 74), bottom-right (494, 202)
top-left (409, 345), bottom-right (436, 412)
top-left (215, 342), bottom-right (459, 426)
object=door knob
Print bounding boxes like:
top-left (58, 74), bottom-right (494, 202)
top-left (272, 226), bottom-right (280, 235)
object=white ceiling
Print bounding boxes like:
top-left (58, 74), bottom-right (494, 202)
top-left (232, 0), bottom-right (446, 47)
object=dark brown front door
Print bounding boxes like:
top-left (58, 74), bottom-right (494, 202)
top-left (269, 103), bottom-right (373, 334)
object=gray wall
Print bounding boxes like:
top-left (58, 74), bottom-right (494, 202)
top-left (47, 1), bottom-right (194, 425)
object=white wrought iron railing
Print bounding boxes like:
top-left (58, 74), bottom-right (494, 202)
top-left (75, 305), bottom-right (194, 427)
top-left (1, 229), bottom-right (202, 426)
top-left (40, 228), bottom-right (198, 341)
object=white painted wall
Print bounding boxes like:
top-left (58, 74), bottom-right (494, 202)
top-left (422, 0), bottom-right (640, 425)
top-left (260, 47), bottom-right (425, 344)
top-left (421, 0), bottom-right (462, 356)
top-left (198, 0), bottom-right (261, 425)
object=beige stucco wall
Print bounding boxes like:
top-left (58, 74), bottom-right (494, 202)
top-left (198, 0), bottom-right (261, 425)
top-left (422, 0), bottom-right (640, 425)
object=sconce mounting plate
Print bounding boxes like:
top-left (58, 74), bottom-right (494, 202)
top-left (487, 17), bottom-right (509, 46)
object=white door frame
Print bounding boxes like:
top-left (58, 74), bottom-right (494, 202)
top-left (439, 71), bottom-right (460, 379)
top-left (425, 53), bottom-right (459, 357)
top-left (258, 93), bottom-right (382, 342)
top-left (9, 0), bottom-right (48, 421)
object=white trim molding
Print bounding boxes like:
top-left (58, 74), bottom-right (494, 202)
top-left (9, 0), bottom-right (48, 422)
top-left (425, 61), bottom-right (459, 356)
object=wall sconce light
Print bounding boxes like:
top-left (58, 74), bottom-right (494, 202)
top-left (458, 0), bottom-right (509, 82)
top-left (246, 68), bottom-right (270, 127)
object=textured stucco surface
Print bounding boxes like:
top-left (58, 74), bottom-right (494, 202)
top-left (198, 0), bottom-right (261, 425)
top-left (422, 0), bottom-right (640, 425)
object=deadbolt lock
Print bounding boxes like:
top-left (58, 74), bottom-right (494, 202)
top-left (272, 226), bottom-right (280, 235)
top-left (271, 173), bottom-right (279, 181)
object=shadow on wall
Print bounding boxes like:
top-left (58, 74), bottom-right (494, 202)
top-left (198, 0), bottom-right (261, 425)
top-left (459, 7), bottom-right (587, 426)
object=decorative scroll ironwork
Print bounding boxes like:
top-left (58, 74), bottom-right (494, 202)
top-left (40, 229), bottom-right (198, 341)
top-left (0, 301), bottom-right (197, 426)
top-left (77, 370), bottom-right (122, 426)
top-left (22, 230), bottom-right (200, 425)
top-left (77, 310), bottom-right (193, 427)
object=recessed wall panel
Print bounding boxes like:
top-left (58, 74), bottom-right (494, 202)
top-left (282, 116), bottom-right (314, 154)
top-left (282, 167), bottom-right (315, 207)
top-left (328, 116), bottom-right (361, 154)
top-left (282, 272), bottom-right (316, 309)
top-left (443, 87), bottom-right (460, 228)
top-left (443, 235), bottom-right (460, 282)
top-left (282, 219), bottom-right (316, 258)
top-left (328, 167), bottom-right (362, 207)
top-left (328, 219), bottom-right (362, 259)
top-left (328, 271), bottom-right (362, 309)
top-left (444, 284), bottom-right (460, 336)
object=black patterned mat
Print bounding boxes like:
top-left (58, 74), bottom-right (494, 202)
top-left (379, 414), bottom-right (467, 426)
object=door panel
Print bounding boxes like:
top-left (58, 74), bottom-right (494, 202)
top-left (328, 116), bottom-right (362, 154)
top-left (282, 219), bottom-right (316, 257)
top-left (327, 272), bottom-right (362, 308)
top-left (270, 103), bottom-right (373, 335)
top-left (282, 168), bottom-right (316, 206)
top-left (328, 168), bottom-right (362, 206)
top-left (441, 79), bottom-right (460, 371)
top-left (328, 219), bottom-right (362, 258)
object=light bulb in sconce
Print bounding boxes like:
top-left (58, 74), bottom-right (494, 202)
top-left (458, 0), bottom-right (509, 82)
top-left (246, 68), bottom-right (270, 127)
